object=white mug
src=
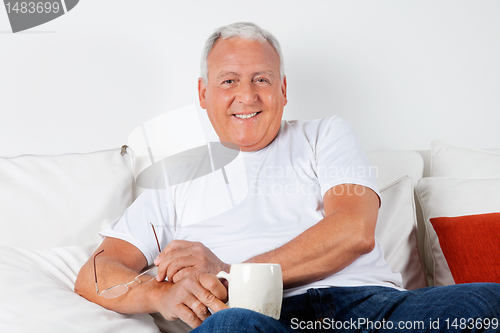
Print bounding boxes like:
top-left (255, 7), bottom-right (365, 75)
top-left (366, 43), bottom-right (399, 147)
top-left (216, 263), bottom-right (283, 319)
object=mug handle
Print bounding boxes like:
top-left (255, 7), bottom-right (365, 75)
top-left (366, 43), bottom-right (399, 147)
top-left (216, 271), bottom-right (230, 282)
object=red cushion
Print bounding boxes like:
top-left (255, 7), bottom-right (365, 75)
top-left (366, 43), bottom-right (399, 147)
top-left (430, 212), bottom-right (500, 284)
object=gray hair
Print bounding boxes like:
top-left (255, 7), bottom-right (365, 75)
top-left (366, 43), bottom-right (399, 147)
top-left (200, 22), bottom-right (284, 84)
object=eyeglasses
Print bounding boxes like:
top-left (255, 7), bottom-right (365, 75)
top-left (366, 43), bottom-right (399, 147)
top-left (94, 222), bottom-right (162, 299)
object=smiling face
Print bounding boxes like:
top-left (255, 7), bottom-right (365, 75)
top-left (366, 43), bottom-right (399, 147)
top-left (198, 38), bottom-right (287, 152)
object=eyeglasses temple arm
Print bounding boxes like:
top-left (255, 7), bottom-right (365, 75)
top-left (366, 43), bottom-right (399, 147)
top-left (93, 249), bottom-right (105, 294)
top-left (150, 223), bottom-right (161, 253)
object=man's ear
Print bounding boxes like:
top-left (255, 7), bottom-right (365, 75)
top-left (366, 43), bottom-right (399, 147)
top-left (198, 78), bottom-right (207, 110)
top-left (282, 75), bottom-right (288, 106)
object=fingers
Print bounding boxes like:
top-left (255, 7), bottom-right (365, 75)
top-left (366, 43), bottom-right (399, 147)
top-left (173, 300), bottom-right (204, 328)
top-left (161, 277), bottom-right (213, 329)
top-left (155, 240), bottom-right (229, 283)
top-left (187, 275), bottom-right (228, 316)
top-left (183, 273), bottom-right (228, 320)
top-left (197, 291), bottom-right (228, 314)
top-left (166, 255), bottom-right (197, 282)
top-left (182, 294), bottom-right (211, 323)
top-left (155, 240), bottom-right (193, 265)
top-left (172, 266), bottom-right (197, 284)
top-left (161, 273), bottom-right (227, 328)
top-left (155, 241), bottom-right (196, 282)
top-left (198, 272), bottom-right (229, 305)
top-left (156, 254), bottom-right (195, 282)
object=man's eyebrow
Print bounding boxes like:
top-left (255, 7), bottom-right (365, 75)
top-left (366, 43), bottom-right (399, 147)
top-left (253, 71), bottom-right (276, 78)
top-left (215, 70), bottom-right (276, 80)
top-left (216, 71), bottom-right (239, 80)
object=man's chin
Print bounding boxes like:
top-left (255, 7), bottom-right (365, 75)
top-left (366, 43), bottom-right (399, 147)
top-left (235, 140), bottom-right (269, 152)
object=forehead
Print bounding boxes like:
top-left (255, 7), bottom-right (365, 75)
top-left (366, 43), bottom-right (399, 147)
top-left (207, 38), bottom-right (280, 78)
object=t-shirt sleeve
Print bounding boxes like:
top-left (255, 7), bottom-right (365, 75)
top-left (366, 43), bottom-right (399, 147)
top-left (314, 116), bottom-right (380, 199)
top-left (99, 186), bottom-right (175, 266)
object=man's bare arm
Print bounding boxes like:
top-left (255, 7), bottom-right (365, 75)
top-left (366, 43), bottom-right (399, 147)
top-left (156, 183), bottom-right (379, 289)
top-left (74, 237), bottom-right (227, 328)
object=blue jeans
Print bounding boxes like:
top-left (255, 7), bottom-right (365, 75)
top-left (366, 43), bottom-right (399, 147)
top-left (192, 283), bottom-right (500, 332)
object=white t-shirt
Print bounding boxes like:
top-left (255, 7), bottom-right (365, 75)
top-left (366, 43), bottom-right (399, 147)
top-left (101, 116), bottom-right (403, 297)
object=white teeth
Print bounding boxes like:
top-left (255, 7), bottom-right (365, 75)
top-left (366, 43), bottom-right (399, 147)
top-left (234, 112), bottom-right (258, 119)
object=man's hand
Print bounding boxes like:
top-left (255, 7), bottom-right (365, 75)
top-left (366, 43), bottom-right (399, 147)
top-left (156, 272), bottom-right (228, 328)
top-left (155, 240), bottom-right (230, 283)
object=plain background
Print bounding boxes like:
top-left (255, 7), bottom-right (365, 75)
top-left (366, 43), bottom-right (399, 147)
top-left (1, 0), bottom-right (499, 156)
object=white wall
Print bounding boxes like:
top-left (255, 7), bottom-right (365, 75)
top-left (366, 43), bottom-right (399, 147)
top-left (1, 0), bottom-right (499, 156)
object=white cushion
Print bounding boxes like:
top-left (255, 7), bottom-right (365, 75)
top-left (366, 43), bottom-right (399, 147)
top-left (0, 148), bottom-right (134, 249)
top-left (431, 139), bottom-right (500, 177)
top-left (0, 244), bottom-right (160, 333)
top-left (151, 313), bottom-right (191, 333)
top-left (375, 176), bottom-right (427, 290)
top-left (366, 151), bottom-right (424, 189)
top-left (416, 177), bottom-right (500, 286)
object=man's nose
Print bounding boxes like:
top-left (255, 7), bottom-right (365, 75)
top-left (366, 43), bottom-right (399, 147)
top-left (235, 81), bottom-right (258, 105)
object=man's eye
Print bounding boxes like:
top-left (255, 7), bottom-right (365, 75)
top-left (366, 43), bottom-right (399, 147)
top-left (255, 78), bottom-right (269, 83)
top-left (222, 79), bottom-right (234, 84)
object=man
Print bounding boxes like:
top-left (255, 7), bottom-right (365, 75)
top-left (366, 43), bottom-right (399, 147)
top-left (75, 22), bottom-right (499, 332)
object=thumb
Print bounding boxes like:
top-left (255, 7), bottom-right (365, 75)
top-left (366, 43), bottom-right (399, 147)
top-left (204, 294), bottom-right (229, 313)
top-left (197, 272), bottom-right (229, 312)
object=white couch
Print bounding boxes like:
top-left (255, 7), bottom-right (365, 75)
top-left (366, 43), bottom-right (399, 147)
top-left (1, 129), bottom-right (499, 332)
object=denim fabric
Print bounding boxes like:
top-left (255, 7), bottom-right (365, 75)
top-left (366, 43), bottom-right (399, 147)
top-left (192, 283), bottom-right (500, 332)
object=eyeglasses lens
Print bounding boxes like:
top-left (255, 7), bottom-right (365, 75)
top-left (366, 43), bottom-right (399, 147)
top-left (101, 284), bottom-right (129, 299)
